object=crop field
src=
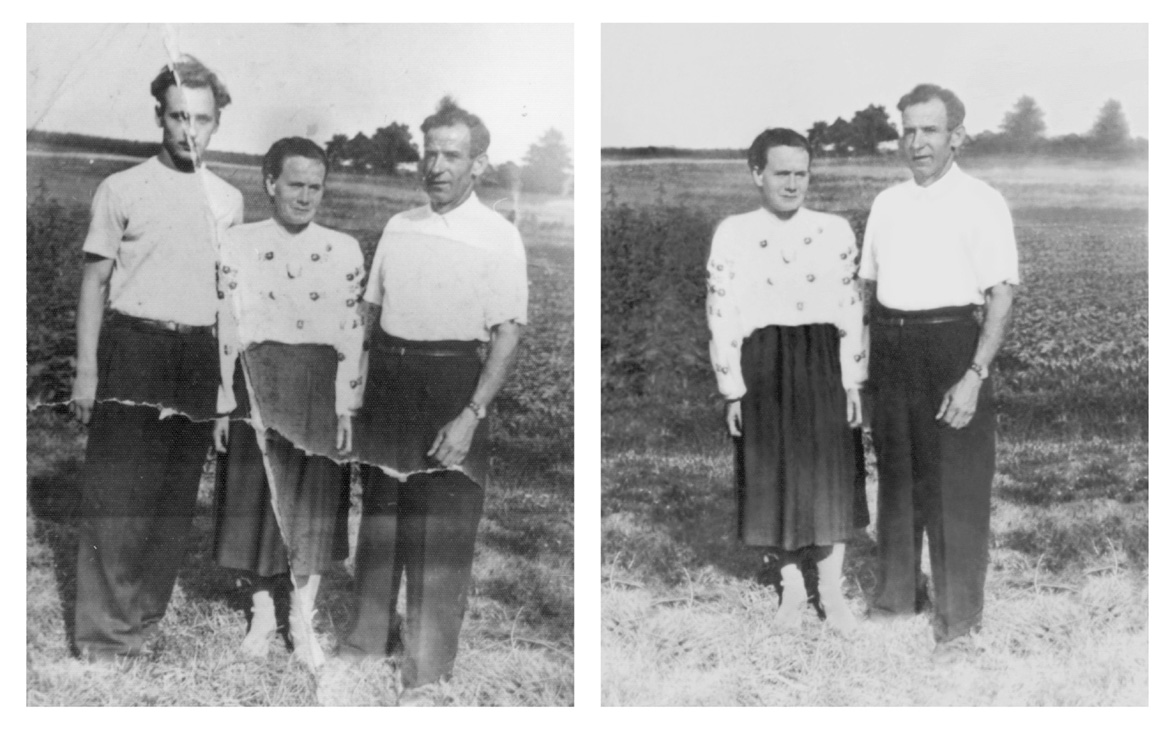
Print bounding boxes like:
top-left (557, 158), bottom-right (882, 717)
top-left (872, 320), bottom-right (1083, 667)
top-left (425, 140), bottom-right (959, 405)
top-left (26, 151), bottom-right (573, 706)
top-left (601, 156), bottom-right (1147, 705)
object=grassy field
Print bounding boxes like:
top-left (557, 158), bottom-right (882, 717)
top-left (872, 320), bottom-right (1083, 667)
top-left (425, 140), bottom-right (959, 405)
top-left (601, 155), bottom-right (1147, 705)
top-left (26, 152), bottom-right (573, 706)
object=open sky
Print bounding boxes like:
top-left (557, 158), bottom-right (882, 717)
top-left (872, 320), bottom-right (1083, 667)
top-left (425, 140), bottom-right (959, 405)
top-left (27, 23), bottom-right (573, 165)
top-left (603, 24), bottom-right (1148, 149)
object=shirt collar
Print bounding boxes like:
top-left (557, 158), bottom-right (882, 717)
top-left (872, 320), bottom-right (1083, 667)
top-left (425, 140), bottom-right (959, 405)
top-left (757, 206), bottom-right (808, 225)
top-left (426, 191), bottom-right (482, 226)
top-left (908, 161), bottom-right (963, 200)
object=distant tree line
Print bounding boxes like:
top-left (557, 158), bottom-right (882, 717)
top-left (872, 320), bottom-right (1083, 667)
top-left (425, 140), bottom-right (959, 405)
top-left (323, 123), bottom-right (571, 193)
top-left (966, 96), bottom-right (1147, 159)
top-left (26, 129), bottom-right (262, 166)
top-left (604, 96), bottom-right (1147, 162)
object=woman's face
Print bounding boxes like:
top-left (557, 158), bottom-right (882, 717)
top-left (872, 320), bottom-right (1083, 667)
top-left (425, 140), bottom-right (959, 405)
top-left (266, 155), bottom-right (326, 231)
top-left (752, 144), bottom-right (810, 218)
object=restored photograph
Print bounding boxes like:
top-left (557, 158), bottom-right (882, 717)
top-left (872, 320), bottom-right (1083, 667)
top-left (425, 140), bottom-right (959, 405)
top-left (27, 23), bottom-right (573, 706)
top-left (602, 23), bottom-right (1147, 705)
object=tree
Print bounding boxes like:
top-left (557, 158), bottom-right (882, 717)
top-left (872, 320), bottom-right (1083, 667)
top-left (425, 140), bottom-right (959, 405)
top-left (521, 128), bottom-right (571, 194)
top-left (848, 104), bottom-right (899, 155)
top-left (370, 122), bottom-right (420, 174)
top-left (325, 134), bottom-right (349, 167)
top-left (1088, 99), bottom-right (1131, 157)
top-left (806, 120), bottom-right (830, 152)
top-left (827, 117), bottom-right (854, 155)
top-left (1000, 95), bottom-right (1046, 152)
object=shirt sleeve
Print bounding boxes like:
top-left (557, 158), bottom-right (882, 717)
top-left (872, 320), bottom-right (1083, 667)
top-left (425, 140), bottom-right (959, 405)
top-left (334, 236), bottom-right (368, 415)
top-left (215, 231), bottom-right (242, 415)
top-left (706, 219), bottom-right (746, 399)
top-left (970, 189), bottom-right (1020, 291)
top-left (484, 225), bottom-right (529, 328)
top-left (833, 218), bottom-right (868, 389)
top-left (81, 178), bottom-right (125, 260)
top-left (363, 227), bottom-right (388, 307)
top-left (859, 196), bottom-right (881, 282)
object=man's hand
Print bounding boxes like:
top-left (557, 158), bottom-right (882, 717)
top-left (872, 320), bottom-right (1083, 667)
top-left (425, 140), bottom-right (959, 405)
top-left (846, 388), bottom-right (862, 429)
top-left (427, 409), bottom-right (479, 468)
top-left (213, 416), bottom-right (231, 453)
top-left (73, 255), bottom-right (114, 426)
top-left (725, 400), bottom-right (742, 437)
top-left (336, 414), bottom-right (353, 455)
top-left (71, 368), bottom-right (98, 425)
top-left (936, 372), bottom-right (982, 429)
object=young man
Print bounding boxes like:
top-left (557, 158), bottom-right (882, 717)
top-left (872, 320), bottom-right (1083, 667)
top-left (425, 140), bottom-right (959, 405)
top-left (861, 83), bottom-right (1018, 662)
top-left (320, 97), bottom-right (527, 706)
top-left (70, 56), bottom-right (243, 662)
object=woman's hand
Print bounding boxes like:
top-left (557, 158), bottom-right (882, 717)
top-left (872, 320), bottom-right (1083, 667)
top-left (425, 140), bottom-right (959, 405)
top-left (336, 414), bottom-right (353, 455)
top-left (725, 399), bottom-right (743, 437)
top-left (213, 416), bottom-right (231, 453)
top-left (846, 388), bottom-right (862, 429)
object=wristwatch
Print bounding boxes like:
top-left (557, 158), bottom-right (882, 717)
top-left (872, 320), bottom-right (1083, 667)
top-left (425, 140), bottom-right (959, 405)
top-left (465, 400), bottom-right (488, 420)
top-left (968, 362), bottom-right (989, 380)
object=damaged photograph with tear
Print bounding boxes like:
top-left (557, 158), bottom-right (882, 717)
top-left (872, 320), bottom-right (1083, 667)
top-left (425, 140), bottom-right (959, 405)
top-left (26, 23), bottom-right (573, 706)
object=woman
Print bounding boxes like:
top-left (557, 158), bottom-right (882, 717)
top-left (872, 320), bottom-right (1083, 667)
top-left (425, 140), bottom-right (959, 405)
top-left (706, 128), bottom-right (868, 633)
top-left (213, 137), bottom-right (366, 667)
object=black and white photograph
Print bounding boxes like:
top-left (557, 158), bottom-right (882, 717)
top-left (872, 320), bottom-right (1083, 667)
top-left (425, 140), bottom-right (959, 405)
top-left (601, 23), bottom-right (1147, 705)
top-left (26, 23), bottom-right (573, 706)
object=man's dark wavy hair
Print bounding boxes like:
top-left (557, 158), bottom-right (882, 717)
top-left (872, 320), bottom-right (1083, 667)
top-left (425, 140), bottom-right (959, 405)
top-left (150, 54), bottom-right (232, 112)
top-left (262, 137), bottom-right (329, 185)
top-left (421, 96), bottom-right (491, 157)
top-left (748, 128), bottom-right (812, 172)
top-left (898, 83), bottom-right (966, 130)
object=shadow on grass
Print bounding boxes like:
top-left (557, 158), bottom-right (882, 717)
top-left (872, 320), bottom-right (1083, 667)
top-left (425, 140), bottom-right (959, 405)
top-left (28, 455), bottom-right (82, 654)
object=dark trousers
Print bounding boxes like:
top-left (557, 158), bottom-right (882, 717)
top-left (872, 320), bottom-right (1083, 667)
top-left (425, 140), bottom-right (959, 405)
top-left (869, 306), bottom-right (995, 642)
top-left (74, 401), bottom-right (210, 658)
top-left (343, 468), bottom-right (484, 688)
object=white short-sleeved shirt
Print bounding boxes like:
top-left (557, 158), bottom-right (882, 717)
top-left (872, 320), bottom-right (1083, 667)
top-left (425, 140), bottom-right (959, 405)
top-left (218, 219), bottom-right (367, 415)
top-left (364, 193), bottom-right (528, 341)
top-left (82, 156), bottom-right (244, 325)
top-left (860, 163), bottom-right (1019, 310)
top-left (706, 207), bottom-right (867, 399)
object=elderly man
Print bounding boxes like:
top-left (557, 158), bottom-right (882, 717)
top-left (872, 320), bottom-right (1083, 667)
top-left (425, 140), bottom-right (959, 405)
top-left (322, 97), bottom-right (527, 706)
top-left (861, 83), bottom-right (1018, 661)
top-left (70, 56), bottom-right (243, 662)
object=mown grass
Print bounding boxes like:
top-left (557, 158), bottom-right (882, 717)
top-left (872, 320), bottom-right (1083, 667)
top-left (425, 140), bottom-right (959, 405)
top-left (601, 156), bottom-right (1147, 705)
top-left (26, 151), bottom-right (573, 706)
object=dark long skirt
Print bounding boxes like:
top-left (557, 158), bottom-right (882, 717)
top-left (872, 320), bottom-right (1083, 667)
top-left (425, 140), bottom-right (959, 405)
top-left (215, 347), bottom-right (350, 576)
top-left (736, 324), bottom-right (868, 550)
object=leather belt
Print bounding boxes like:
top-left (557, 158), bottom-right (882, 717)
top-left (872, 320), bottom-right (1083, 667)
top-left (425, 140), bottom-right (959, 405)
top-left (109, 310), bottom-right (215, 335)
top-left (872, 314), bottom-right (974, 327)
top-left (374, 333), bottom-right (480, 358)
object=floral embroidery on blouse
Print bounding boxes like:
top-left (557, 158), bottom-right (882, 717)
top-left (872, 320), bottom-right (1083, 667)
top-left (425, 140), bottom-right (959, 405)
top-left (706, 207), bottom-right (868, 400)
top-left (217, 219), bottom-right (367, 415)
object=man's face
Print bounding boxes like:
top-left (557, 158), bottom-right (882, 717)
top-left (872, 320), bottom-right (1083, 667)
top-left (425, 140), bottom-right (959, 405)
top-left (752, 145), bottom-right (810, 218)
top-left (156, 84), bottom-right (219, 167)
top-left (420, 123), bottom-right (486, 214)
top-left (265, 155), bottom-right (326, 230)
top-left (900, 97), bottom-right (965, 186)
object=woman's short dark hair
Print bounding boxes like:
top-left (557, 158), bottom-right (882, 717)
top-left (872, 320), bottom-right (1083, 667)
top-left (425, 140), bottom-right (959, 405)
top-left (150, 55), bottom-right (232, 112)
top-left (748, 129), bottom-right (812, 172)
top-left (262, 137), bottom-right (329, 184)
top-left (897, 83), bottom-right (966, 130)
top-left (422, 96), bottom-right (491, 158)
